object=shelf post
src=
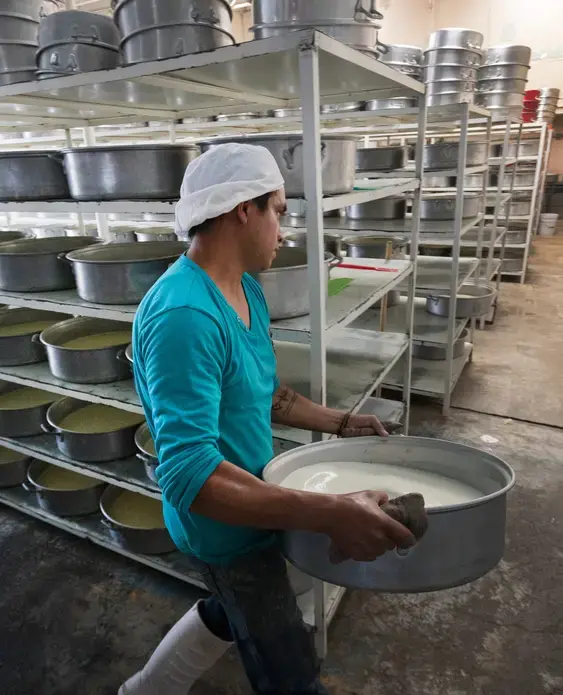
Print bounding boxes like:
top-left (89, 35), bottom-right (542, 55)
top-left (403, 93), bottom-right (427, 433)
top-left (83, 126), bottom-right (110, 240)
top-left (442, 103), bottom-right (470, 415)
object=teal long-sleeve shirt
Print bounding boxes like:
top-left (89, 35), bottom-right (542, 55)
top-left (133, 254), bottom-right (279, 563)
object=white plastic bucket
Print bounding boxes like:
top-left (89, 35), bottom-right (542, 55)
top-left (539, 213), bottom-right (558, 236)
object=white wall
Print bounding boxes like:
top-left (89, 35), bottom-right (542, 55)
top-left (377, 0), bottom-right (433, 48)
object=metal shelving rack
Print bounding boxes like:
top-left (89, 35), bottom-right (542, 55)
top-left (0, 30), bottom-right (426, 657)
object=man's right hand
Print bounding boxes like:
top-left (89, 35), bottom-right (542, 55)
top-left (324, 490), bottom-right (417, 563)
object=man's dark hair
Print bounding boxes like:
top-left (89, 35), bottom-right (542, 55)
top-left (187, 191), bottom-right (273, 239)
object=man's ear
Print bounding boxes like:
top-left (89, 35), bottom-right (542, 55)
top-left (236, 201), bottom-right (250, 225)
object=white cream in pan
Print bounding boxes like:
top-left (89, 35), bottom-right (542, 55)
top-left (279, 461), bottom-right (481, 508)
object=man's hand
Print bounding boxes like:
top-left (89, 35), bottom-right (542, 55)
top-left (325, 490), bottom-right (416, 563)
top-left (338, 412), bottom-right (389, 438)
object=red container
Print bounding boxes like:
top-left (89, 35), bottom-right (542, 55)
top-left (522, 110), bottom-right (537, 122)
top-left (525, 89), bottom-right (540, 99)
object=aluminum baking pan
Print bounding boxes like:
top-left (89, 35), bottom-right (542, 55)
top-left (413, 329), bottom-right (468, 361)
top-left (0, 308), bottom-right (71, 367)
top-left (355, 146), bottom-right (406, 172)
top-left (426, 283), bottom-right (497, 319)
top-left (262, 436), bottom-right (514, 591)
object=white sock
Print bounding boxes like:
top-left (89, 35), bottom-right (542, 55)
top-left (119, 600), bottom-right (232, 695)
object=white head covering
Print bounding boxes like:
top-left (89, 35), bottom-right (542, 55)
top-left (174, 142), bottom-right (285, 235)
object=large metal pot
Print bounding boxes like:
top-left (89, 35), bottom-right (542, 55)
top-left (0, 447), bottom-right (31, 488)
top-left (0, 308), bottom-right (70, 366)
top-left (345, 197), bottom-right (406, 220)
top-left (251, 21), bottom-right (386, 55)
top-left (0, 150), bottom-right (69, 201)
top-left (120, 23), bottom-right (235, 64)
top-left (500, 170), bottom-right (536, 188)
top-left (0, 42), bottom-right (37, 71)
top-left (382, 62), bottom-right (421, 78)
top-left (1, 0), bottom-right (62, 21)
top-left (380, 44), bottom-right (422, 65)
top-left (134, 228), bottom-right (176, 243)
top-left (38, 10), bottom-right (120, 46)
top-left (62, 145), bottom-right (200, 201)
top-left (113, 0), bottom-right (233, 38)
top-left (0, 236), bottom-right (97, 292)
top-left (423, 65), bottom-right (478, 82)
top-left (364, 97), bottom-right (418, 110)
top-left (484, 45), bottom-right (531, 67)
top-left (423, 141), bottom-right (487, 170)
top-left (413, 328), bottom-right (468, 361)
top-left (283, 232), bottom-right (342, 258)
top-left (262, 436), bottom-right (514, 591)
top-left (476, 78), bottom-right (527, 94)
top-left (478, 63), bottom-right (529, 81)
top-left (253, 0), bottom-right (383, 25)
top-left (25, 460), bottom-right (105, 517)
top-left (475, 91), bottom-right (524, 108)
top-left (507, 141), bottom-right (540, 157)
top-left (320, 101), bottom-right (364, 114)
top-left (423, 48), bottom-right (482, 68)
top-left (0, 15), bottom-right (39, 43)
top-left (135, 422), bottom-right (158, 484)
top-left (0, 381), bottom-right (57, 437)
top-left (39, 317), bottom-right (132, 384)
top-left (500, 200), bottom-right (532, 216)
top-left (65, 241), bottom-right (189, 305)
top-left (257, 247), bottom-right (336, 320)
top-left (426, 79), bottom-right (476, 95)
top-left (426, 283), bottom-right (497, 318)
top-left (355, 146), bottom-right (406, 173)
top-left (0, 67), bottom-right (36, 85)
top-left (45, 397), bottom-right (143, 462)
top-left (420, 194), bottom-right (482, 220)
top-left (202, 135), bottom-right (356, 197)
top-left (100, 486), bottom-right (176, 555)
top-left (37, 41), bottom-right (120, 73)
top-left (428, 28), bottom-right (484, 52)
top-left (342, 235), bottom-right (406, 259)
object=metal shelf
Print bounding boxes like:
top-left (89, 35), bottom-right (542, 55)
top-left (324, 179), bottom-right (419, 212)
top-left (0, 363), bottom-right (141, 413)
top-left (359, 164), bottom-right (488, 179)
top-left (400, 256), bottom-right (480, 293)
top-left (0, 433), bottom-right (159, 498)
top-left (275, 328), bottom-right (408, 412)
top-left (384, 343), bottom-right (473, 396)
top-left (0, 485), bottom-right (207, 589)
top-left (350, 297), bottom-right (468, 347)
top-left (0, 288), bottom-right (138, 322)
top-left (489, 157), bottom-right (517, 166)
top-left (271, 259), bottom-right (413, 343)
top-left (0, 30), bottom-right (423, 129)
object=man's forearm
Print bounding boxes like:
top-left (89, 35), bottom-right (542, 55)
top-left (190, 459), bottom-right (337, 533)
top-left (271, 384), bottom-right (344, 434)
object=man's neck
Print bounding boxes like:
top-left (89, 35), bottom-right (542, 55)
top-left (187, 232), bottom-right (246, 295)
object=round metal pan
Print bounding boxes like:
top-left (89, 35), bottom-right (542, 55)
top-left (426, 283), bottom-right (497, 318)
top-left (0, 308), bottom-right (71, 366)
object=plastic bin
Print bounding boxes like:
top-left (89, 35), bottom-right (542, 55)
top-left (539, 213), bottom-right (559, 236)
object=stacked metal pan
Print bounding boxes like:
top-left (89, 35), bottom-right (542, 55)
top-left (250, 0), bottom-right (387, 58)
top-left (423, 28), bottom-right (484, 106)
top-left (536, 88), bottom-right (559, 124)
top-left (0, 0), bottom-right (62, 85)
top-left (36, 10), bottom-right (120, 79)
top-left (112, 0), bottom-right (235, 64)
top-left (476, 45), bottom-right (531, 121)
top-left (380, 44), bottom-right (422, 80)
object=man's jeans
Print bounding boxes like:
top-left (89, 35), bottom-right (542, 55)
top-left (189, 543), bottom-right (329, 695)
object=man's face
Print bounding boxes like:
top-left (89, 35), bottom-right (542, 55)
top-left (243, 188), bottom-right (287, 272)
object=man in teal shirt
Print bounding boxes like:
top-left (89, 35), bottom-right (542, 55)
top-left (121, 144), bottom-right (415, 695)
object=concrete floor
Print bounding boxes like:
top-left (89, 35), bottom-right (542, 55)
top-left (1, 239), bottom-right (563, 695)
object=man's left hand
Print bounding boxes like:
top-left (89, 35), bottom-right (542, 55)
top-left (338, 413), bottom-right (388, 438)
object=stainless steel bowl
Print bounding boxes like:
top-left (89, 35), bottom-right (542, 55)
top-left (428, 28), bottom-right (484, 52)
top-left (0, 150), bottom-right (69, 202)
top-left (252, 0), bottom-right (383, 25)
top-left (423, 65), bottom-right (478, 82)
top-left (36, 41), bottom-right (120, 74)
top-left (345, 197), bottom-right (406, 220)
top-left (0, 308), bottom-right (71, 366)
top-left (262, 436), bottom-right (515, 591)
top-left (475, 91), bottom-right (524, 108)
top-left (342, 235), bottom-right (406, 259)
top-left (380, 44), bottom-right (422, 65)
top-left (0, 447), bottom-right (31, 488)
top-left (135, 422), bottom-right (158, 484)
top-left (65, 241), bottom-right (189, 305)
top-left (26, 460), bottom-right (105, 517)
top-left (364, 97), bottom-right (418, 110)
top-left (423, 47), bottom-right (483, 68)
top-left (100, 485), bottom-right (176, 554)
top-left (355, 146), bottom-right (406, 172)
top-left (420, 194), bottom-right (482, 220)
top-left (62, 145), bottom-right (200, 201)
top-left (40, 317), bottom-right (133, 384)
top-left (257, 247), bottom-right (336, 320)
top-left (476, 78), bottom-right (527, 94)
top-left (0, 380), bottom-right (56, 437)
top-left (478, 63), bottom-right (530, 81)
top-left (426, 283), bottom-right (497, 318)
top-left (38, 9), bottom-right (120, 46)
top-left (282, 232), bottom-right (342, 257)
top-left (426, 79), bottom-right (476, 94)
top-left (423, 141), bottom-right (487, 171)
top-left (484, 45), bottom-right (531, 67)
top-left (0, 236), bottom-right (98, 292)
top-left (426, 92), bottom-right (475, 106)
top-left (134, 228), bottom-right (176, 243)
top-left (45, 397), bottom-right (142, 462)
